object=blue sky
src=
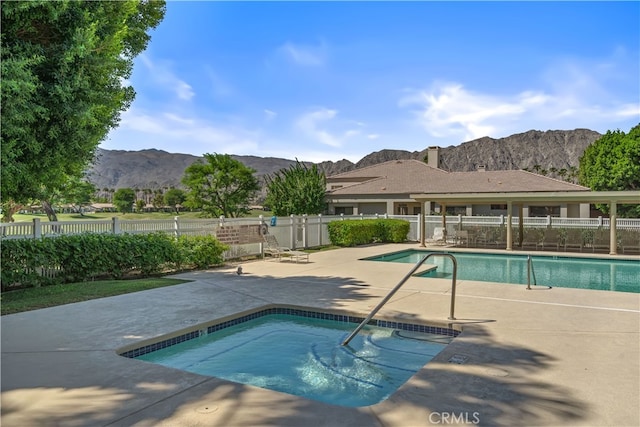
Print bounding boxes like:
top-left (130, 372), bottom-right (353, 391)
top-left (102, 1), bottom-right (640, 163)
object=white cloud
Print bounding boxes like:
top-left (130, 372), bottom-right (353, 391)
top-left (278, 41), bottom-right (326, 66)
top-left (264, 109), bottom-right (277, 121)
top-left (295, 108), bottom-right (363, 148)
top-left (139, 54), bottom-right (195, 101)
top-left (114, 107), bottom-right (258, 155)
top-left (399, 57), bottom-right (639, 143)
top-left (296, 108), bottom-right (341, 147)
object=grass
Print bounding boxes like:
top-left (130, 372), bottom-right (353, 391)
top-left (1, 277), bottom-right (190, 315)
top-left (12, 210), bottom-right (270, 223)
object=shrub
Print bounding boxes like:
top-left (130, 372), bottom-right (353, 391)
top-left (327, 219), bottom-right (410, 247)
top-left (176, 235), bottom-right (229, 269)
top-left (0, 232), bottom-right (228, 291)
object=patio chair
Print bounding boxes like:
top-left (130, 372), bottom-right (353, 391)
top-left (521, 229), bottom-right (542, 249)
top-left (590, 230), bottom-right (610, 253)
top-left (619, 231), bottom-right (640, 254)
top-left (564, 229), bottom-right (584, 252)
top-left (263, 234), bottom-right (309, 263)
top-left (452, 230), bottom-right (469, 247)
top-left (472, 228), bottom-right (492, 247)
top-left (539, 229), bottom-right (562, 251)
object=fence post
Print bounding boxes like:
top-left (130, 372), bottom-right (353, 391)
top-left (174, 216), bottom-right (180, 237)
top-left (546, 215), bottom-right (552, 228)
top-left (458, 214), bottom-right (462, 230)
top-left (302, 214), bottom-right (308, 249)
top-left (111, 217), bottom-right (121, 235)
top-left (340, 213), bottom-right (344, 221)
top-left (290, 214), bottom-right (296, 249)
top-left (597, 216), bottom-right (603, 228)
top-left (317, 214), bottom-right (323, 247)
top-left (33, 218), bottom-right (41, 239)
top-left (259, 215), bottom-right (265, 257)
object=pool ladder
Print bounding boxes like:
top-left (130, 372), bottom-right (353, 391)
top-left (341, 253), bottom-right (458, 346)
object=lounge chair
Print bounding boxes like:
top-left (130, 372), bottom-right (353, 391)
top-left (263, 234), bottom-right (309, 263)
top-left (427, 227), bottom-right (447, 245)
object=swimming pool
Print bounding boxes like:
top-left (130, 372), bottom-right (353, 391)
top-left (364, 250), bottom-right (639, 293)
top-left (120, 307), bottom-right (457, 407)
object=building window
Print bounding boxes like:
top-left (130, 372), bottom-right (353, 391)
top-left (445, 206), bottom-right (466, 215)
top-left (529, 206), bottom-right (560, 217)
top-left (397, 204), bottom-right (408, 215)
top-left (491, 204), bottom-right (507, 210)
top-left (413, 206), bottom-right (421, 215)
top-left (335, 206), bottom-right (353, 215)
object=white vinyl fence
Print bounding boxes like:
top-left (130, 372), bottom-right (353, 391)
top-left (2, 214), bottom-right (639, 259)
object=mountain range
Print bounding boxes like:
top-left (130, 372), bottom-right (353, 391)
top-left (86, 128), bottom-right (602, 191)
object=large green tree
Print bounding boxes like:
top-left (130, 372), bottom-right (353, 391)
top-left (1, 0), bottom-right (165, 205)
top-left (58, 176), bottom-right (96, 216)
top-left (112, 188), bottom-right (136, 214)
top-left (182, 154), bottom-right (260, 218)
top-left (579, 124), bottom-right (640, 217)
top-left (265, 160), bottom-right (327, 216)
top-left (163, 188), bottom-right (186, 214)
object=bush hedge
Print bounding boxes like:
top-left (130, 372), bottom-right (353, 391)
top-left (327, 219), bottom-right (410, 247)
top-left (1, 233), bottom-right (228, 291)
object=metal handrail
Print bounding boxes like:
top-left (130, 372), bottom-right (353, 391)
top-left (526, 255), bottom-right (537, 289)
top-left (341, 253), bottom-right (458, 346)
top-left (526, 255), bottom-right (551, 290)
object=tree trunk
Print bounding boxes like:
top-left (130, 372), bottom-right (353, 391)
top-left (1, 202), bottom-right (23, 222)
top-left (41, 200), bottom-right (59, 222)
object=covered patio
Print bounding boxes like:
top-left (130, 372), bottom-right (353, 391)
top-left (412, 190), bottom-right (640, 255)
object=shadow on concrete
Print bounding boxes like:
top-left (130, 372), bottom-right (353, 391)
top-left (1, 271), bottom-right (589, 427)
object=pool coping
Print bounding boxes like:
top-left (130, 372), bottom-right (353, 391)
top-left (117, 303), bottom-right (462, 358)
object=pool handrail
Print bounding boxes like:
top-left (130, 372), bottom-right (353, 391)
top-left (526, 255), bottom-right (552, 290)
top-left (341, 253), bottom-right (458, 346)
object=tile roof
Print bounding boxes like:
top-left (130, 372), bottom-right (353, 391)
top-left (327, 159), bottom-right (589, 195)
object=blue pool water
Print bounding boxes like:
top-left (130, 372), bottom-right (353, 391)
top-left (133, 313), bottom-right (454, 407)
top-left (365, 250), bottom-right (639, 293)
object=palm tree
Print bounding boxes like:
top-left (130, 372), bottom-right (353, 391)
top-left (558, 168), bottom-right (568, 181)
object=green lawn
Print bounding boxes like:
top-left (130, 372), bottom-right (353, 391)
top-left (1, 277), bottom-right (191, 315)
top-left (12, 210), bottom-right (270, 222)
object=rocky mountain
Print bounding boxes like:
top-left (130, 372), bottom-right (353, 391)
top-left (86, 128), bottom-right (602, 190)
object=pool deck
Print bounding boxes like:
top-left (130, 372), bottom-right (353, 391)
top-left (2, 244), bottom-right (639, 427)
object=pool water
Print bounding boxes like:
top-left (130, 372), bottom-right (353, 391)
top-left (365, 250), bottom-right (639, 293)
top-left (134, 314), bottom-right (453, 407)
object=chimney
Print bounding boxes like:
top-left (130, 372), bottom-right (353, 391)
top-left (427, 146), bottom-right (440, 169)
top-left (477, 165), bottom-right (486, 172)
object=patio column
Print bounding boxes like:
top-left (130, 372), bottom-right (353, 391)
top-left (609, 201), bottom-right (617, 255)
top-left (506, 202), bottom-right (513, 251)
top-left (518, 204), bottom-right (524, 248)
top-left (419, 210), bottom-right (426, 247)
top-left (441, 203), bottom-right (447, 242)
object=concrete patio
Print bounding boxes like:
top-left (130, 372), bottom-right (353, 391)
top-left (2, 244), bottom-right (639, 426)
